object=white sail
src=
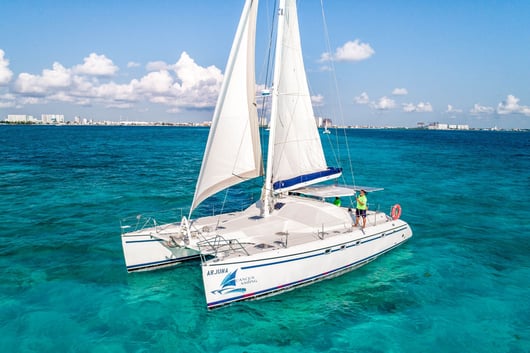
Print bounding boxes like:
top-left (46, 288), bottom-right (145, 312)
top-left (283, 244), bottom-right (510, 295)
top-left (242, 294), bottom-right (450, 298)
top-left (191, 0), bottom-right (262, 213)
top-left (266, 0), bottom-right (340, 195)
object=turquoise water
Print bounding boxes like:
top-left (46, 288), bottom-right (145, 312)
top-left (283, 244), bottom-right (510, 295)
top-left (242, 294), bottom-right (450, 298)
top-left (1, 125), bottom-right (529, 352)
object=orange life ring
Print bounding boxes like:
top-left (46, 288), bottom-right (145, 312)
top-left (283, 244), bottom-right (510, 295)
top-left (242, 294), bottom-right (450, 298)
top-left (391, 204), bottom-right (402, 220)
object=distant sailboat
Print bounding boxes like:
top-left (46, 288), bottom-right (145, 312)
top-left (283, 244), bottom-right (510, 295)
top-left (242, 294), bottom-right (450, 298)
top-left (120, 0), bottom-right (412, 309)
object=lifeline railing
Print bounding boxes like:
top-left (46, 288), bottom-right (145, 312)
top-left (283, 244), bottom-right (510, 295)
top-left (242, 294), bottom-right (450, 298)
top-left (197, 235), bottom-right (249, 262)
top-left (119, 208), bottom-right (186, 234)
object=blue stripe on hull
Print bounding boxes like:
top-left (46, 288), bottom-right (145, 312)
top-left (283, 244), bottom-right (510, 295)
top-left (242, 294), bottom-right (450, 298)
top-left (125, 238), bottom-right (165, 244)
top-left (127, 254), bottom-right (200, 272)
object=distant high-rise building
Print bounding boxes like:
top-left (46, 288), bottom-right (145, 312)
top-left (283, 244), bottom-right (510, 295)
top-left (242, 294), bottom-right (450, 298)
top-left (6, 114), bottom-right (37, 123)
top-left (41, 114), bottom-right (65, 124)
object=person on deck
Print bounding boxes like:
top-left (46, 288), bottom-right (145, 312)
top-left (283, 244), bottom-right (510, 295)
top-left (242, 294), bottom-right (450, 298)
top-left (354, 189), bottom-right (368, 228)
top-left (333, 197), bottom-right (341, 207)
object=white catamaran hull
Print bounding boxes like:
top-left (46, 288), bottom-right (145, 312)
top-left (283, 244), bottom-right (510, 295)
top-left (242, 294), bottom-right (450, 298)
top-left (121, 231), bottom-right (201, 272)
top-left (200, 212), bottom-right (412, 309)
top-left (121, 217), bottom-right (205, 272)
top-left (120, 207), bottom-right (263, 272)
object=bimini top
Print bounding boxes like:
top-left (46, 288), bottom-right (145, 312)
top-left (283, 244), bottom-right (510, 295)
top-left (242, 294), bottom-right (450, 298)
top-left (292, 184), bottom-right (384, 199)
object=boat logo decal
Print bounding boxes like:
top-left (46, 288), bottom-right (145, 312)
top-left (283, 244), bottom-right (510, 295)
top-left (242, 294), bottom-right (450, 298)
top-left (211, 269), bottom-right (249, 295)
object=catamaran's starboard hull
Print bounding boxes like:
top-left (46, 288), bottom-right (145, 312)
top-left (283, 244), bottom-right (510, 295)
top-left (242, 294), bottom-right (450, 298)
top-left (202, 221), bottom-right (412, 309)
top-left (121, 233), bottom-right (200, 272)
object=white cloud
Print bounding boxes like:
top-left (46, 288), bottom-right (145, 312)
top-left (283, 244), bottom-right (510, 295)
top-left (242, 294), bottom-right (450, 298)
top-left (0, 101), bottom-right (15, 108)
top-left (146, 61), bottom-right (169, 71)
top-left (416, 102), bottom-right (433, 112)
top-left (311, 94), bottom-right (324, 106)
top-left (7, 51), bottom-right (225, 113)
top-left (94, 81), bottom-right (136, 102)
top-left (0, 93), bottom-right (16, 108)
top-left (497, 94), bottom-right (530, 116)
top-left (14, 62), bottom-right (72, 94)
top-left (402, 102), bottom-right (433, 113)
top-left (392, 88), bottom-right (408, 96)
top-left (127, 61), bottom-right (141, 68)
top-left (354, 92), bottom-right (370, 104)
top-left (446, 104), bottom-right (462, 113)
top-left (372, 96), bottom-right (396, 110)
top-left (73, 53), bottom-right (118, 76)
top-left (170, 52), bottom-right (223, 108)
top-left (470, 103), bottom-right (494, 115)
top-left (402, 103), bottom-right (415, 113)
top-left (320, 39), bottom-right (375, 62)
top-left (0, 49), bottom-right (13, 85)
top-left (133, 70), bottom-right (173, 94)
top-left (172, 52), bottom-right (221, 88)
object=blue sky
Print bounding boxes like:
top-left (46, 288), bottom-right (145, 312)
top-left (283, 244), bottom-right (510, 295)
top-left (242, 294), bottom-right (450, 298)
top-left (1, 0), bottom-right (530, 128)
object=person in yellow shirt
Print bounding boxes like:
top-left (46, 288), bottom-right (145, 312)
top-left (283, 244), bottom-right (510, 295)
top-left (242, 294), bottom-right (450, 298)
top-left (354, 190), bottom-right (367, 228)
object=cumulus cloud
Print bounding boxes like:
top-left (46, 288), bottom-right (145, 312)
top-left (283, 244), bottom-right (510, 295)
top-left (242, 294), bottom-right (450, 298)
top-left (470, 103), bottom-right (494, 115)
top-left (446, 104), bottom-right (462, 113)
top-left (402, 102), bottom-right (433, 113)
top-left (14, 62), bottom-right (72, 95)
top-left (169, 52), bottom-right (223, 108)
top-left (133, 70), bottom-right (173, 94)
top-left (392, 88), bottom-right (408, 96)
top-left (0, 93), bottom-right (16, 108)
top-left (0, 49), bottom-right (13, 85)
top-left (311, 94), bottom-right (324, 106)
top-left (320, 39), bottom-right (375, 62)
top-left (73, 53), bottom-right (118, 76)
top-left (354, 92), bottom-right (370, 104)
top-left (497, 94), bottom-right (530, 116)
top-left (146, 61), bottom-right (170, 72)
top-left (372, 96), bottom-right (396, 110)
top-left (7, 51), bottom-right (224, 113)
top-left (356, 91), bottom-right (434, 114)
top-left (173, 52), bottom-right (220, 88)
top-left (127, 61), bottom-right (141, 68)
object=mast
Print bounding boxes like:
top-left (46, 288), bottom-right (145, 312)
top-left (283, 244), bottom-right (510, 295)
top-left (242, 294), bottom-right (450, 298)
top-left (262, 0), bottom-right (286, 217)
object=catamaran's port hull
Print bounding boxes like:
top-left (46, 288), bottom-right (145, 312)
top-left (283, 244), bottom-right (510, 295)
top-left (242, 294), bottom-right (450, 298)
top-left (202, 221), bottom-right (412, 309)
top-left (121, 233), bottom-right (200, 272)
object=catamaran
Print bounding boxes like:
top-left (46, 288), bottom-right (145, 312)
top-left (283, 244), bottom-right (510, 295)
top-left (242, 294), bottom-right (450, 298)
top-left (120, 0), bottom-right (412, 309)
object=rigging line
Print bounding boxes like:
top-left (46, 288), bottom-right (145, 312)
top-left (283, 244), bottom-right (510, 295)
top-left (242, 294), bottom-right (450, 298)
top-left (218, 172), bottom-right (263, 218)
top-left (309, 81), bottom-right (341, 169)
top-left (258, 0), bottom-right (278, 128)
top-left (319, 0), bottom-right (356, 191)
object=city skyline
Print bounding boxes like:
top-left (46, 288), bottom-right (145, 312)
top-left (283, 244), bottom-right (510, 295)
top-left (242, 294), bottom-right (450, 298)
top-left (1, 0), bottom-right (530, 129)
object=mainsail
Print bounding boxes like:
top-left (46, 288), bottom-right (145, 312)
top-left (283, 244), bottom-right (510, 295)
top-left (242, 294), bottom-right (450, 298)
top-left (265, 0), bottom-right (340, 197)
top-left (191, 0), bottom-right (262, 213)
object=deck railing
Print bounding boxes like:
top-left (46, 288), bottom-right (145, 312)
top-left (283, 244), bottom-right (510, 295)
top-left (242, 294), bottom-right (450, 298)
top-left (119, 208), bottom-right (185, 234)
top-left (197, 235), bottom-right (249, 262)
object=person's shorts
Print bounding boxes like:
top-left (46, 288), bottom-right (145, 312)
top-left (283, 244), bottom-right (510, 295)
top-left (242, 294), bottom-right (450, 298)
top-left (356, 208), bottom-right (367, 217)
